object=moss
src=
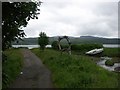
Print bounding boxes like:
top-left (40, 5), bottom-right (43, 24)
top-left (105, 60), bottom-right (114, 66)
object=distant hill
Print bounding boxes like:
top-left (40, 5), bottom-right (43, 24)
top-left (12, 36), bottom-right (120, 45)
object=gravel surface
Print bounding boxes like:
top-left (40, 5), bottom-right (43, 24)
top-left (10, 49), bottom-right (53, 88)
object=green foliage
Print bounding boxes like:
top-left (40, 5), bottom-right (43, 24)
top-left (105, 60), bottom-right (114, 66)
top-left (71, 47), bottom-right (120, 57)
top-left (52, 41), bottom-right (59, 50)
top-left (32, 49), bottom-right (118, 88)
top-left (2, 49), bottom-right (23, 88)
top-left (71, 43), bottom-right (103, 51)
top-left (2, 2), bottom-right (41, 50)
top-left (102, 48), bottom-right (120, 57)
top-left (52, 43), bottom-right (103, 53)
top-left (2, 53), bottom-right (9, 88)
top-left (38, 32), bottom-right (49, 50)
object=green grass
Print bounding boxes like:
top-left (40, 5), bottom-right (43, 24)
top-left (102, 48), bottom-right (120, 57)
top-left (71, 43), bottom-right (103, 51)
top-left (2, 49), bottom-right (23, 88)
top-left (72, 48), bottom-right (120, 63)
top-left (32, 48), bottom-right (118, 88)
top-left (105, 60), bottom-right (114, 66)
top-left (72, 48), bottom-right (120, 57)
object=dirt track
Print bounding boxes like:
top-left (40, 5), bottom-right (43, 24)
top-left (10, 49), bottom-right (53, 88)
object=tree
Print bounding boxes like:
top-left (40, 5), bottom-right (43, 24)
top-left (2, 1), bottom-right (41, 50)
top-left (38, 32), bottom-right (49, 51)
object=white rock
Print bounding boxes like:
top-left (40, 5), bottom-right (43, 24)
top-left (20, 72), bottom-right (23, 74)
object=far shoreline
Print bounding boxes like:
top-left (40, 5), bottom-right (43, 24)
top-left (12, 44), bottom-right (120, 49)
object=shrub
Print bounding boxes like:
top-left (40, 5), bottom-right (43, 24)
top-left (105, 60), bottom-right (114, 66)
top-left (52, 41), bottom-right (59, 50)
top-left (52, 41), bottom-right (70, 50)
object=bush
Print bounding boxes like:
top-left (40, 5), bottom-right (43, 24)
top-left (71, 43), bottom-right (103, 51)
top-left (52, 41), bottom-right (59, 50)
top-left (105, 60), bottom-right (114, 66)
top-left (52, 40), bottom-right (71, 50)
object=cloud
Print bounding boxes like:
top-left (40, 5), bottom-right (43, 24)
top-left (24, 0), bottom-right (118, 38)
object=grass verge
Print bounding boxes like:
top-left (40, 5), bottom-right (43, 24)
top-left (32, 48), bottom-right (118, 88)
top-left (2, 49), bottom-right (23, 88)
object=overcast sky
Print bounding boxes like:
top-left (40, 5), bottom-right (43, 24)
top-left (24, 0), bottom-right (119, 38)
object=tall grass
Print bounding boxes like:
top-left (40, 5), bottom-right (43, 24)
top-left (32, 48), bottom-right (118, 88)
top-left (2, 49), bottom-right (23, 88)
top-left (71, 43), bottom-right (103, 51)
top-left (102, 48), bottom-right (120, 57)
top-left (70, 44), bottom-right (119, 58)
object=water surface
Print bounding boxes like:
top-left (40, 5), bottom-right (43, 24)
top-left (12, 44), bottom-right (120, 49)
top-left (12, 45), bottom-right (51, 49)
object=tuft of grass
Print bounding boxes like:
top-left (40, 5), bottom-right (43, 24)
top-left (32, 48), bottom-right (118, 88)
top-left (2, 49), bottom-right (23, 88)
top-left (105, 60), bottom-right (114, 66)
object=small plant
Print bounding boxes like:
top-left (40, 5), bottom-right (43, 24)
top-left (105, 60), bottom-right (114, 66)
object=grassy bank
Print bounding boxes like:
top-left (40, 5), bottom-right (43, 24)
top-left (71, 43), bottom-right (103, 51)
top-left (72, 47), bottom-right (120, 56)
top-left (32, 48), bottom-right (118, 88)
top-left (72, 48), bottom-right (120, 63)
top-left (102, 48), bottom-right (120, 57)
top-left (2, 49), bottom-right (23, 88)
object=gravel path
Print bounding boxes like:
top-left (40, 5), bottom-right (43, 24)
top-left (10, 49), bottom-right (53, 88)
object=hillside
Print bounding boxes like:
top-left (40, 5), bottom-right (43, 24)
top-left (12, 36), bottom-right (120, 45)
